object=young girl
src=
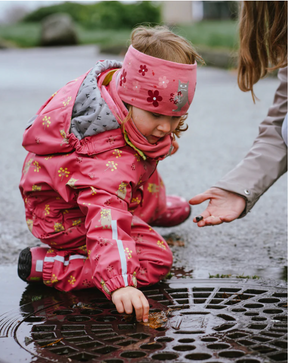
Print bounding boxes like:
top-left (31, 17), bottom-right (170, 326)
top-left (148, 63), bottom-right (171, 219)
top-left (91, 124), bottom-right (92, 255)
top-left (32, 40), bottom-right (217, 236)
top-left (18, 26), bottom-right (202, 323)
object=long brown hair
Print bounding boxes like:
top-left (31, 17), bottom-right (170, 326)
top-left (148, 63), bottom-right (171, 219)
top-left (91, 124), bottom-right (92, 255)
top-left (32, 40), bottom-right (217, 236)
top-left (238, 1), bottom-right (287, 102)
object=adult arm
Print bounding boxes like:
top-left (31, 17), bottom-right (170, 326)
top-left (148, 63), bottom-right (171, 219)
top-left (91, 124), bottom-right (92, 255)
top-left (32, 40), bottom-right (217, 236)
top-left (190, 67), bottom-right (287, 226)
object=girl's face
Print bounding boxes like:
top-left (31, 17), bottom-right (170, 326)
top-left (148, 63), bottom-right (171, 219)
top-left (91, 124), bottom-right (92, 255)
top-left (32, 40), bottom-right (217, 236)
top-left (131, 106), bottom-right (181, 144)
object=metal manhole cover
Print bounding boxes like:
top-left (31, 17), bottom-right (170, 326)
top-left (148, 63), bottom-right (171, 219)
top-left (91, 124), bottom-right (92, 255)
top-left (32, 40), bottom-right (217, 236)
top-left (0, 279), bottom-right (287, 362)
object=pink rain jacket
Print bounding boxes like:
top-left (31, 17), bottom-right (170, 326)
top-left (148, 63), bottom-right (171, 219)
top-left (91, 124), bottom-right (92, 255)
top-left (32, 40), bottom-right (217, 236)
top-left (19, 61), bottom-right (172, 298)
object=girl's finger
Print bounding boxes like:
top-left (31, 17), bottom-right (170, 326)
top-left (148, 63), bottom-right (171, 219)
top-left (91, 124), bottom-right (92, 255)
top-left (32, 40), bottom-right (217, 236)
top-left (140, 295), bottom-right (149, 322)
top-left (114, 299), bottom-right (125, 314)
top-left (132, 297), bottom-right (143, 322)
top-left (123, 298), bottom-right (133, 315)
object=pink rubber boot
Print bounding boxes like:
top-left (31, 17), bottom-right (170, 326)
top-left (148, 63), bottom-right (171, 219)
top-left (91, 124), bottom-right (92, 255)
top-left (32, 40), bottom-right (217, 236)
top-left (18, 246), bottom-right (49, 283)
top-left (150, 195), bottom-right (191, 227)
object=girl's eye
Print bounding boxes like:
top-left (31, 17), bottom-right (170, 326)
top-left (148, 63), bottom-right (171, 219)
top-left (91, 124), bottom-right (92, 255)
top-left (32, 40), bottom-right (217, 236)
top-left (152, 113), bottom-right (161, 118)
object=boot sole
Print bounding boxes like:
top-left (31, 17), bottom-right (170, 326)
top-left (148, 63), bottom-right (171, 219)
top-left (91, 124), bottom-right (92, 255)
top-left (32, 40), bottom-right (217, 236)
top-left (18, 247), bottom-right (32, 282)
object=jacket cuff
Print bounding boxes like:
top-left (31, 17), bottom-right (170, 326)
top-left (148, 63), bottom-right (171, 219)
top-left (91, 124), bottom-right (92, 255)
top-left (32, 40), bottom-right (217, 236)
top-left (100, 273), bottom-right (138, 300)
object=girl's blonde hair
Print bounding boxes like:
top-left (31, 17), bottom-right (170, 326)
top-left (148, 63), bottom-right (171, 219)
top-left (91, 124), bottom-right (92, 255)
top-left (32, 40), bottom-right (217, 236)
top-left (128, 25), bottom-right (203, 137)
top-left (238, 1), bottom-right (287, 102)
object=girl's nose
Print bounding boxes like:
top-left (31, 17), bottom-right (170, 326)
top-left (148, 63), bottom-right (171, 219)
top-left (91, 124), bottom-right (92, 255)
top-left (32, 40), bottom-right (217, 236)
top-left (157, 119), bottom-right (171, 133)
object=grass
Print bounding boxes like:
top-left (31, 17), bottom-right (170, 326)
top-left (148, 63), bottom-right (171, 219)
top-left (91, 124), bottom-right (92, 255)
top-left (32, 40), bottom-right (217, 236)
top-left (175, 20), bottom-right (239, 51)
top-left (0, 20), bottom-right (238, 50)
top-left (0, 22), bottom-right (41, 47)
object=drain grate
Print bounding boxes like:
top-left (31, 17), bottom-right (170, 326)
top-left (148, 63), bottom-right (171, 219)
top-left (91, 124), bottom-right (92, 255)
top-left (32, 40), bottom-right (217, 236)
top-left (0, 279), bottom-right (287, 362)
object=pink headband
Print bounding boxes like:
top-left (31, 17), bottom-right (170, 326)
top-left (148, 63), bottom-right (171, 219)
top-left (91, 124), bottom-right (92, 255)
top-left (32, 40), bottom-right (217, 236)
top-left (117, 45), bottom-right (197, 116)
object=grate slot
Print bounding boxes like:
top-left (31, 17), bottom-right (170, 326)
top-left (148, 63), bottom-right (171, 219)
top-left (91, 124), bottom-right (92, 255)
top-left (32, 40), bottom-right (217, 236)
top-left (217, 314), bottom-right (236, 321)
top-left (258, 298), bottom-right (280, 303)
top-left (272, 293), bottom-right (287, 298)
top-left (174, 330), bottom-right (205, 335)
top-left (219, 288), bottom-right (241, 293)
top-left (252, 336), bottom-right (271, 342)
top-left (271, 340), bottom-right (287, 349)
top-left (120, 351), bottom-right (147, 358)
top-left (118, 324), bottom-right (135, 330)
top-left (185, 353), bottom-right (212, 360)
top-left (75, 340), bottom-right (104, 349)
top-left (218, 350), bottom-right (245, 358)
top-left (152, 352), bottom-right (179, 360)
top-left (103, 336), bottom-right (127, 343)
top-left (117, 339), bottom-right (138, 346)
top-left (93, 346), bottom-right (118, 355)
top-left (263, 309), bottom-right (283, 314)
top-left (165, 288), bottom-right (188, 293)
top-left (32, 325), bottom-right (56, 332)
top-left (65, 336), bottom-right (93, 343)
top-left (49, 346), bottom-right (77, 355)
top-left (248, 324), bottom-right (268, 330)
top-left (207, 343), bottom-right (230, 350)
top-left (62, 330), bottom-right (86, 337)
top-left (193, 293), bottom-right (211, 298)
top-left (193, 299), bottom-right (206, 304)
top-left (61, 325), bottom-right (85, 331)
top-left (80, 309), bottom-right (102, 315)
top-left (128, 333), bottom-right (150, 339)
top-left (210, 299), bottom-right (224, 304)
top-left (237, 339), bottom-right (255, 346)
top-left (67, 352), bottom-right (99, 361)
top-left (253, 345), bottom-right (277, 353)
top-left (244, 289), bottom-right (267, 294)
top-left (267, 352), bottom-right (287, 361)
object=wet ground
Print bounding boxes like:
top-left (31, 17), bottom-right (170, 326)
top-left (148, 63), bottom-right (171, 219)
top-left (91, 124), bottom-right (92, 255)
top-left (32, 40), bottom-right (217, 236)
top-left (0, 272), bottom-right (287, 363)
top-left (0, 44), bottom-right (287, 363)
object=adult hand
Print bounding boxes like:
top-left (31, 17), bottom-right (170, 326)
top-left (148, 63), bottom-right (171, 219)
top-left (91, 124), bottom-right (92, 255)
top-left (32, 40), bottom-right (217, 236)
top-left (189, 188), bottom-right (246, 227)
top-left (170, 140), bottom-right (179, 156)
top-left (112, 286), bottom-right (149, 322)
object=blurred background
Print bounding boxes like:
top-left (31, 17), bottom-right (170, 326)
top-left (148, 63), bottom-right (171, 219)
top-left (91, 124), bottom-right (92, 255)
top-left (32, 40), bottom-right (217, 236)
top-left (0, 0), bottom-right (239, 68)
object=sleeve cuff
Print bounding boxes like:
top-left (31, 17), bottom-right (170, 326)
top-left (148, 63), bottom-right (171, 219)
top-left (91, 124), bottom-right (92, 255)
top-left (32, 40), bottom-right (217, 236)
top-left (100, 273), bottom-right (138, 300)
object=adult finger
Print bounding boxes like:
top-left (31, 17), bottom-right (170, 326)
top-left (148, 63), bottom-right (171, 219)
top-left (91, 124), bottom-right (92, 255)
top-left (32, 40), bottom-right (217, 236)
top-left (189, 191), bottom-right (213, 206)
top-left (202, 215), bottom-right (223, 226)
top-left (219, 214), bottom-right (238, 223)
top-left (192, 208), bottom-right (212, 223)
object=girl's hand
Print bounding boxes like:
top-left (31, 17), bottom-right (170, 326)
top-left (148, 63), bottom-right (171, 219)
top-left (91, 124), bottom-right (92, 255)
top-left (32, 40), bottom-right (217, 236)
top-left (112, 286), bottom-right (149, 322)
top-left (189, 187), bottom-right (246, 227)
top-left (170, 140), bottom-right (179, 156)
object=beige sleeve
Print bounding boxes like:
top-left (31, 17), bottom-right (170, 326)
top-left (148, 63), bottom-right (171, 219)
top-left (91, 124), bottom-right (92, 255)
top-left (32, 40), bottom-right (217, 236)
top-left (213, 67), bottom-right (287, 217)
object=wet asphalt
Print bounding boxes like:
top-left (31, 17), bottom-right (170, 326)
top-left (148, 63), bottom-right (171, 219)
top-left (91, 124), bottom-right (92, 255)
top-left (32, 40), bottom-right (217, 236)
top-left (0, 45), bottom-right (286, 287)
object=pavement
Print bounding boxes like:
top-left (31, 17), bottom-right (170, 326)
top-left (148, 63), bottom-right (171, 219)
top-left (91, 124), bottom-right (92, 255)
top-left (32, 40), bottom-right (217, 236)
top-left (0, 45), bottom-right (286, 315)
